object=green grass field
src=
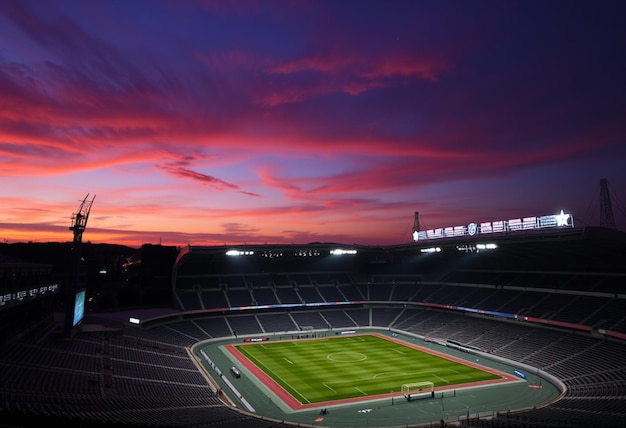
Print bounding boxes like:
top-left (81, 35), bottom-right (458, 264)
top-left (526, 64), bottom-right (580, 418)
top-left (234, 334), bottom-right (500, 404)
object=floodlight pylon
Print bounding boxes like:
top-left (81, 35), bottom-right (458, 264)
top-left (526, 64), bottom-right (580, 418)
top-left (599, 178), bottom-right (616, 230)
top-left (413, 211), bottom-right (421, 233)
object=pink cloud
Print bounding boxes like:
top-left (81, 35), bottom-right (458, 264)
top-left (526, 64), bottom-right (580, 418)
top-left (155, 164), bottom-right (260, 196)
top-left (1, 0), bottom-right (624, 247)
top-left (255, 52), bottom-right (448, 105)
top-left (271, 53), bottom-right (447, 82)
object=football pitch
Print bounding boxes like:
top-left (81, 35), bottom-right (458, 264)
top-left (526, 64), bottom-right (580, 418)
top-left (230, 334), bottom-right (501, 405)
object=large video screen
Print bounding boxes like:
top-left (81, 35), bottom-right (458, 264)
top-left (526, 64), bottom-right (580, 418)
top-left (72, 289), bottom-right (86, 327)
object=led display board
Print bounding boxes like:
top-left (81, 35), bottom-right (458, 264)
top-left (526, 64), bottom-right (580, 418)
top-left (72, 289), bottom-right (86, 327)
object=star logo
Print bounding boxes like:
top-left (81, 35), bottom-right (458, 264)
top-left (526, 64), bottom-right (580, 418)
top-left (555, 210), bottom-right (570, 227)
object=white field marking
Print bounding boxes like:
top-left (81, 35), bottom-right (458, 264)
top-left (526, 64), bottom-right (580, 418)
top-left (370, 370), bottom-right (440, 380)
top-left (326, 352), bottom-right (367, 362)
top-left (321, 367), bottom-right (459, 393)
top-left (322, 378), bottom-right (358, 387)
top-left (373, 372), bottom-right (408, 379)
top-left (391, 348), bottom-right (407, 355)
top-left (325, 370), bottom-right (431, 387)
top-left (253, 361), bottom-right (310, 403)
top-left (354, 387), bottom-right (368, 396)
top-left (432, 374), bottom-right (450, 384)
top-left (323, 383), bottom-right (337, 393)
top-left (283, 358), bottom-right (293, 365)
top-left (409, 367), bottom-right (459, 379)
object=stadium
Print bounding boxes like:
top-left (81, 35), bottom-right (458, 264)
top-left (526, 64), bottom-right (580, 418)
top-left (1, 208), bottom-right (625, 428)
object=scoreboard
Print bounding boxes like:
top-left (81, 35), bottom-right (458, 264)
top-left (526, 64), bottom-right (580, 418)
top-left (413, 210), bottom-right (573, 241)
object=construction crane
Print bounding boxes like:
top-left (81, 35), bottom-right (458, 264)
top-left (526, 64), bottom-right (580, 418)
top-left (70, 194), bottom-right (96, 244)
top-left (65, 194), bottom-right (95, 337)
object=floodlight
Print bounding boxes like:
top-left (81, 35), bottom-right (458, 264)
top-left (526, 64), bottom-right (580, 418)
top-left (330, 248), bottom-right (357, 255)
top-left (226, 250), bottom-right (254, 256)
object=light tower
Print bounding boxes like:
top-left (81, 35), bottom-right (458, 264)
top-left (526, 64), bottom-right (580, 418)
top-left (413, 211), bottom-right (421, 233)
top-left (599, 178), bottom-right (616, 230)
top-left (412, 211), bottom-right (422, 241)
top-left (65, 194), bottom-right (95, 337)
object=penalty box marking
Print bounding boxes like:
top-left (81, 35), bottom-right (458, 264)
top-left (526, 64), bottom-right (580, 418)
top-left (321, 369), bottom-right (455, 390)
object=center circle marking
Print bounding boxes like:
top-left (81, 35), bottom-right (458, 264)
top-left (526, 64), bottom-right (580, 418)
top-left (327, 352), bottom-right (367, 362)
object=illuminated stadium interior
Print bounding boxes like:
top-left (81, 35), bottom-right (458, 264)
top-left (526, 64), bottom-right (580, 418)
top-left (1, 214), bottom-right (625, 428)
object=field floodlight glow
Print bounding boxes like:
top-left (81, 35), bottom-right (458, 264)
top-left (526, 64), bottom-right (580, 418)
top-left (262, 250), bottom-right (284, 258)
top-left (330, 248), bottom-right (357, 255)
top-left (226, 250), bottom-right (254, 256)
top-left (295, 249), bottom-right (321, 256)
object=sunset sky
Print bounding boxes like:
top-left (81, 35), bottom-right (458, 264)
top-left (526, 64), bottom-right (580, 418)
top-left (1, 0), bottom-right (625, 248)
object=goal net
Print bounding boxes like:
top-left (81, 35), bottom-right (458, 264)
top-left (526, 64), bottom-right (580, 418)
top-left (401, 381), bottom-right (434, 400)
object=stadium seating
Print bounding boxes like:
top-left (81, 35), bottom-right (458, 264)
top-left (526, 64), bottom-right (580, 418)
top-left (2, 230), bottom-right (626, 427)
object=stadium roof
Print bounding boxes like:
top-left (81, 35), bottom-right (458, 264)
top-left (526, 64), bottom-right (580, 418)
top-left (174, 226), bottom-right (626, 274)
